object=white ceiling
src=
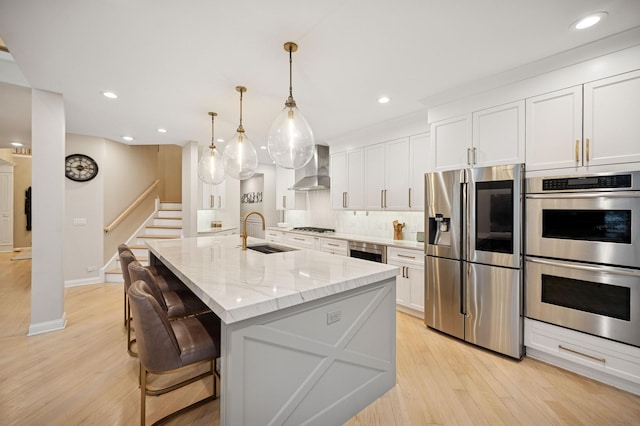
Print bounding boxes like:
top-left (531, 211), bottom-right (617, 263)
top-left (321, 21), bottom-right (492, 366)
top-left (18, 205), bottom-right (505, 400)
top-left (1, 0), bottom-right (640, 163)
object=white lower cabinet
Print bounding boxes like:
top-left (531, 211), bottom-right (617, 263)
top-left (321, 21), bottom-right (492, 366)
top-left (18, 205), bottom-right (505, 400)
top-left (265, 230), bottom-right (284, 243)
top-left (387, 247), bottom-right (424, 316)
top-left (525, 318), bottom-right (640, 396)
top-left (284, 233), bottom-right (319, 250)
top-left (320, 238), bottom-right (348, 256)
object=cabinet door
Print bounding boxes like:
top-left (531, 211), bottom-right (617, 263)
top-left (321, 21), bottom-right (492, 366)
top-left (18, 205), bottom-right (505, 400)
top-left (364, 143), bottom-right (385, 210)
top-left (330, 151), bottom-right (347, 209)
top-left (584, 70), bottom-right (640, 167)
top-left (212, 182), bottom-right (225, 209)
top-left (346, 148), bottom-right (365, 209)
top-left (394, 265), bottom-right (412, 307)
top-left (472, 100), bottom-right (524, 167)
top-left (202, 183), bottom-right (214, 209)
top-left (407, 266), bottom-right (425, 312)
top-left (384, 137), bottom-right (410, 210)
top-left (526, 86), bottom-right (583, 171)
top-left (431, 114), bottom-right (471, 171)
top-left (409, 132), bottom-right (431, 211)
top-left (275, 167), bottom-right (305, 210)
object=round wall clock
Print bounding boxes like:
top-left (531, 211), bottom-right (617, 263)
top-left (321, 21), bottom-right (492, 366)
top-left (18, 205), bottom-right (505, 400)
top-left (65, 154), bottom-right (99, 182)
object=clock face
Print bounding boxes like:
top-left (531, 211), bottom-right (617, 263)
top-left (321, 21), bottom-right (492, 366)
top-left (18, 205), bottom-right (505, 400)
top-left (65, 154), bottom-right (99, 182)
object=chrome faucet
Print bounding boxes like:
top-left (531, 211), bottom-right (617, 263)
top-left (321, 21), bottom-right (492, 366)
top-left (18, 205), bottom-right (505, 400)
top-left (241, 211), bottom-right (265, 250)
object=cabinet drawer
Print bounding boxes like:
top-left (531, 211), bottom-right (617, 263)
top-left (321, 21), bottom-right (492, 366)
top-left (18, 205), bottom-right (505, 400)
top-left (285, 233), bottom-right (317, 250)
top-left (265, 230), bottom-right (283, 242)
top-left (525, 318), bottom-right (640, 391)
top-left (320, 238), bottom-right (348, 256)
top-left (387, 247), bottom-right (423, 268)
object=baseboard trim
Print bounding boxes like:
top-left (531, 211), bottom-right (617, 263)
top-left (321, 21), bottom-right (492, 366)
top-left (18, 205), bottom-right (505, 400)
top-left (28, 313), bottom-right (67, 336)
top-left (65, 276), bottom-right (103, 287)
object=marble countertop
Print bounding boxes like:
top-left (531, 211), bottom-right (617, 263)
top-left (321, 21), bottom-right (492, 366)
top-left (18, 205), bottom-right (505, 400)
top-left (196, 226), bottom-right (237, 234)
top-left (147, 235), bottom-right (399, 324)
top-left (266, 227), bottom-right (425, 251)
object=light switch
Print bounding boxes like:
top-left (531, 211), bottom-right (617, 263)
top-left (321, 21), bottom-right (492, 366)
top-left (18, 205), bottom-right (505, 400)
top-left (73, 217), bottom-right (87, 226)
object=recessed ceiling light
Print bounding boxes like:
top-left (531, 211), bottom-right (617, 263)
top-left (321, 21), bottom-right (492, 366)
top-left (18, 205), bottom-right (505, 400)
top-left (260, 146), bottom-right (267, 150)
top-left (122, 136), bottom-right (134, 141)
top-left (378, 96), bottom-right (391, 104)
top-left (11, 142), bottom-right (23, 147)
top-left (157, 128), bottom-right (167, 133)
top-left (101, 91), bottom-right (118, 99)
top-left (572, 12), bottom-right (607, 30)
top-left (216, 138), bottom-right (224, 143)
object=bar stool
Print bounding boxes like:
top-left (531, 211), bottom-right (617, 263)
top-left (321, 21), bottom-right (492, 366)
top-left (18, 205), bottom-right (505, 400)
top-left (128, 280), bottom-right (220, 425)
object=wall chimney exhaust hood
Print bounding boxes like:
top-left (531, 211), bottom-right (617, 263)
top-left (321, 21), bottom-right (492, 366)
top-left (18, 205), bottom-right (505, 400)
top-left (289, 144), bottom-right (330, 191)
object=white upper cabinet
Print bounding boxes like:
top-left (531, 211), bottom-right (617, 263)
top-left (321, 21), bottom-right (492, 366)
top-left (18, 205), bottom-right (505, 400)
top-left (275, 167), bottom-right (305, 210)
top-left (202, 182), bottom-right (226, 210)
top-left (583, 70), bottom-right (640, 167)
top-left (330, 148), bottom-right (364, 210)
top-left (431, 114), bottom-right (472, 171)
top-left (472, 100), bottom-right (525, 167)
top-left (525, 86), bottom-right (583, 171)
top-left (364, 138), bottom-right (410, 210)
top-left (409, 132), bottom-right (431, 210)
top-left (526, 70), bottom-right (640, 172)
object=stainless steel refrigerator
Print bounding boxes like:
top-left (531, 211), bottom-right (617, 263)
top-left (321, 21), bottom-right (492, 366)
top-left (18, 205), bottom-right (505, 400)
top-left (424, 164), bottom-right (524, 359)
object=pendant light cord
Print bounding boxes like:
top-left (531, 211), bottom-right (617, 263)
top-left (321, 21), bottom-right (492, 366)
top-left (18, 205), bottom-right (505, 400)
top-left (210, 113), bottom-right (216, 149)
top-left (288, 45), bottom-right (293, 100)
top-left (237, 88), bottom-right (245, 133)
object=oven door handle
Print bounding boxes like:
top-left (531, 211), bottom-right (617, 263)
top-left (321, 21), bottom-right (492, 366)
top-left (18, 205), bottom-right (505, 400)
top-left (525, 256), bottom-right (640, 277)
top-left (526, 192), bottom-right (640, 200)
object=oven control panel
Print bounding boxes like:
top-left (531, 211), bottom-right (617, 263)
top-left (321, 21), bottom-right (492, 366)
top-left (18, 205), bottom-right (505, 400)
top-left (526, 171), bottom-right (640, 194)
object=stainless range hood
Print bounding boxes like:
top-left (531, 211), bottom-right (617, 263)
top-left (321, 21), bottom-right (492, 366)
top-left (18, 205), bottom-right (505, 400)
top-left (289, 144), bottom-right (330, 191)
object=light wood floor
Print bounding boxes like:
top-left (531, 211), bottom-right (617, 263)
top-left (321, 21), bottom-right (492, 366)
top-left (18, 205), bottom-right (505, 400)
top-left (1, 251), bottom-right (639, 425)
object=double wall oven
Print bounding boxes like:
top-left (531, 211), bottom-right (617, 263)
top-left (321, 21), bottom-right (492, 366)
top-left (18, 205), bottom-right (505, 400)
top-left (525, 170), bottom-right (640, 347)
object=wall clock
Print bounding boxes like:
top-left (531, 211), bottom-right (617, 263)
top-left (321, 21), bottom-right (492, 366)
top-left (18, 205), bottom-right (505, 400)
top-left (65, 154), bottom-right (99, 182)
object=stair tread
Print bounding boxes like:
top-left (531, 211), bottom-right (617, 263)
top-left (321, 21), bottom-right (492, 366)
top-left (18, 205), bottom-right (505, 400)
top-left (146, 225), bottom-right (182, 229)
top-left (128, 245), bottom-right (147, 250)
top-left (106, 269), bottom-right (122, 274)
top-left (137, 234), bottom-right (181, 239)
top-left (160, 201), bottom-right (181, 204)
top-left (158, 208), bottom-right (181, 212)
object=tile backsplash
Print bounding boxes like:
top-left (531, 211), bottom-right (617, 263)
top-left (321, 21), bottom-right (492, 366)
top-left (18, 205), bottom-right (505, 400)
top-left (284, 191), bottom-right (424, 241)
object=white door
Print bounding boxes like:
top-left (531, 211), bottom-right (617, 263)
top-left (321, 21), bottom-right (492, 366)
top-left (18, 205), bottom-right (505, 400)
top-left (584, 70), bottom-right (640, 167)
top-left (431, 114), bottom-right (472, 171)
top-left (472, 100), bottom-right (524, 167)
top-left (526, 86), bottom-right (583, 171)
top-left (0, 165), bottom-right (14, 252)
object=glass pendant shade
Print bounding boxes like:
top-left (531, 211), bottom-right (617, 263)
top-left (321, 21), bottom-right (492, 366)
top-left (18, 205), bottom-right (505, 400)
top-left (222, 131), bottom-right (258, 180)
top-left (198, 112), bottom-right (226, 184)
top-left (198, 146), bottom-right (225, 184)
top-left (268, 104), bottom-right (315, 169)
top-left (267, 41), bottom-right (315, 169)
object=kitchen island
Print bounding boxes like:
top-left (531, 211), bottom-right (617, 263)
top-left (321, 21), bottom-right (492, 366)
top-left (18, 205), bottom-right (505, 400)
top-left (147, 235), bottom-right (399, 425)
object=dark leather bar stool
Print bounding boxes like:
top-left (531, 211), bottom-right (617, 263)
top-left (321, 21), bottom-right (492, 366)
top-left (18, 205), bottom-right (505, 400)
top-left (128, 280), bottom-right (221, 426)
top-left (128, 261), bottom-right (211, 319)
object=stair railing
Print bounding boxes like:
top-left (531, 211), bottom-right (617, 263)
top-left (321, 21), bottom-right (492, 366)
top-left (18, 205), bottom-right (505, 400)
top-left (104, 180), bottom-right (160, 234)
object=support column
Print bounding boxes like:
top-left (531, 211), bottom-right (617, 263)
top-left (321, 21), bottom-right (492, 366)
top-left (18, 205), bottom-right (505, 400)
top-left (28, 89), bottom-right (66, 335)
top-left (181, 141), bottom-right (198, 238)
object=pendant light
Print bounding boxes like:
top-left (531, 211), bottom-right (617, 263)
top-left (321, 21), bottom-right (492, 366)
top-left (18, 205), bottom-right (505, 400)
top-left (267, 42), bottom-right (315, 169)
top-left (197, 112), bottom-right (225, 185)
top-left (222, 86), bottom-right (258, 180)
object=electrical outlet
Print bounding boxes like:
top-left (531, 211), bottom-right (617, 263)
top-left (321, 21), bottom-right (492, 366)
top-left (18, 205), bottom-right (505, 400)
top-left (327, 309), bottom-right (341, 325)
top-left (87, 266), bottom-right (97, 272)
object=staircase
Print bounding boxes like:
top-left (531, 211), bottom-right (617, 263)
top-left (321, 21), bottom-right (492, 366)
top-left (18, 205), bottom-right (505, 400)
top-left (105, 202), bottom-right (182, 282)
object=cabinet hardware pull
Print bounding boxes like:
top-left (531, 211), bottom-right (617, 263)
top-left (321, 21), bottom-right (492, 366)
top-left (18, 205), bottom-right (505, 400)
top-left (586, 138), bottom-right (590, 162)
top-left (218, 195), bottom-right (221, 208)
top-left (327, 243), bottom-right (339, 247)
top-left (384, 189), bottom-right (387, 208)
top-left (210, 195), bottom-right (214, 208)
top-left (397, 254), bottom-right (416, 259)
top-left (343, 192), bottom-right (347, 208)
top-left (467, 148), bottom-right (471, 165)
top-left (575, 139), bottom-right (579, 163)
top-left (380, 190), bottom-right (384, 208)
top-left (472, 147), bottom-right (477, 165)
top-left (406, 267), bottom-right (409, 279)
top-left (408, 188), bottom-right (412, 208)
top-left (558, 345), bottom-right (605, 363)
top-left (293, 237), bottom-right (305, 241)
top-left (283, 195), bottom-right (287, 209)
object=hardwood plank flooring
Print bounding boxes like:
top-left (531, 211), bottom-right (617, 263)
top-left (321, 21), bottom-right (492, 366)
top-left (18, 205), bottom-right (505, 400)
top-left (1, 251), bottom-right (639, 425)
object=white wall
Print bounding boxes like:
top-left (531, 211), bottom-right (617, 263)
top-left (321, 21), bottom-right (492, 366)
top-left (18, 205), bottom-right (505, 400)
top-left (64, 134), bottom-right (105, 285)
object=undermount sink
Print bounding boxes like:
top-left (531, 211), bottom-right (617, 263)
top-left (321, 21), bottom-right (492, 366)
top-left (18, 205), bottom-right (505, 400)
top-left (247, 244), bottom-right (297, 254)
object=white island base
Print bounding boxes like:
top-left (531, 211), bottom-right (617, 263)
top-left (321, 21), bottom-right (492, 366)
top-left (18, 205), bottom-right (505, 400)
top-left (221, 278), bottom-right (396, 425)
top-left (147, 235), bottom-right (398, 425)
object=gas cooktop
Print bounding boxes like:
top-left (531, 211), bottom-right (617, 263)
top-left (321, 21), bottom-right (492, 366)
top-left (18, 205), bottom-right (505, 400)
top-left (291, 227), bottom-right (335, 234)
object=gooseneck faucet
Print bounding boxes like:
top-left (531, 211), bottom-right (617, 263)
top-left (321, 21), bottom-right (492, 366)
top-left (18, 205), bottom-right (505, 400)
top-left (241, 211), bottom-right (265, 250)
